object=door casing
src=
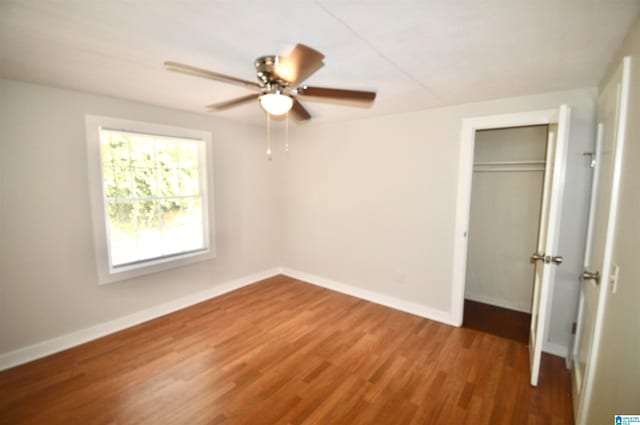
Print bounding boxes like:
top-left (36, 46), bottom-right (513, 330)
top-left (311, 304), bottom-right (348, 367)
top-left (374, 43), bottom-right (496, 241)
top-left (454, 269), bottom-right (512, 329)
top-left (452, 108), bottom-right (565, 327)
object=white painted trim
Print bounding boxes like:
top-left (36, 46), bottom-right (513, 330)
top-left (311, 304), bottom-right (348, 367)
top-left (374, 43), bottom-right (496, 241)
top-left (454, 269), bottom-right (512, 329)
top-left (281, 268), bottom-right (455, 326)
top-left (451, 108), bottom-right (561, 327)
top-left (85, 114), bottom-right (217, 285)
top-left (464, 293), bottom-right (531, 314)
top-left (542, 341), bottom-right (569, 358)
top-left (0, 268), bottom-right (280, 371)
top-left (0, 265), bottom-right (568, 372)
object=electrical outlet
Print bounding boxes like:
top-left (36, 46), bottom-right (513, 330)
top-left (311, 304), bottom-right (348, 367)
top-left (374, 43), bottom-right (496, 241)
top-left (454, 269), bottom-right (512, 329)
top-left (610, 264), bottom-right (620, 294)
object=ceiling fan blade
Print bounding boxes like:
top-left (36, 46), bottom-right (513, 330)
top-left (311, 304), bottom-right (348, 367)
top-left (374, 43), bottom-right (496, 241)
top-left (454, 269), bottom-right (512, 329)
top-left (275, 44), bottom-right (325, 86)
top-left (206, 93), bottom-right (260, 111)
top-left (290, 99), bottom-right (312, 121)
top-left (297, 85), bottom-right (376, 102)
top-left (164, 61), bottom-right (260, 90)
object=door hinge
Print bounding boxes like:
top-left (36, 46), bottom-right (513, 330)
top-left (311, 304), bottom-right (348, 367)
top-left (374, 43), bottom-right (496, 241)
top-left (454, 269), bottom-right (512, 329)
top-left (571, 322), bottom-right (577, 335)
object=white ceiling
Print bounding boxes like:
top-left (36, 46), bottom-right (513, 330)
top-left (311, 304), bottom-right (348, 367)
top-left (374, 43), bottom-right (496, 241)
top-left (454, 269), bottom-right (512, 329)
top-left (1, 0), bottom-right (638, 125)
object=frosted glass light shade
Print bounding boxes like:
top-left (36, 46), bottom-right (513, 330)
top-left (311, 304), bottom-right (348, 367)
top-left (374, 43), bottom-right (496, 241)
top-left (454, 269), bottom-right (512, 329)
top-left (259, 93), bottom-right (293, 115)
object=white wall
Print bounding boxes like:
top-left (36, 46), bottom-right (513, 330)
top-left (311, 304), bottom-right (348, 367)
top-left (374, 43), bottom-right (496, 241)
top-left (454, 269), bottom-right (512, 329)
top-left (586, 18), bottom-right (640, 424)
top-left (0, 80), bottom-right (596, 363)
top-left (282, 88), bottom-right (596, 353)
top-left (0, 79), bottom-right (281, 355)
top-left (465, 126), bottom-right (547, 313)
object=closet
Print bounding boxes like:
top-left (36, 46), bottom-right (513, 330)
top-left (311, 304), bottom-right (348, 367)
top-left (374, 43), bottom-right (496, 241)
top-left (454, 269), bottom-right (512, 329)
top-left (464, 125), bottom-right (548, 315)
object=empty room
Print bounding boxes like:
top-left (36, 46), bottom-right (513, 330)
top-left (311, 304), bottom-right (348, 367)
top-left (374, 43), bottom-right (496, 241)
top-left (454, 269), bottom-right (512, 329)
top-left (1, 1), bottom-right (639, 424)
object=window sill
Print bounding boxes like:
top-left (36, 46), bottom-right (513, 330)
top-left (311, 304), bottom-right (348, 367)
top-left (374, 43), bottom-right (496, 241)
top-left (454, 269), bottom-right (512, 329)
top-left (98, 248), bottom-right (215, 285)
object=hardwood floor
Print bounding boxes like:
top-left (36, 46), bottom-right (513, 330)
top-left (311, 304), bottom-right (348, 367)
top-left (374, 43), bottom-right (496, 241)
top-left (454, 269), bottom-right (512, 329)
top-left (463, 299), bottom-right (532, 344)
top-left (0, 275), bottom-right (573, 424)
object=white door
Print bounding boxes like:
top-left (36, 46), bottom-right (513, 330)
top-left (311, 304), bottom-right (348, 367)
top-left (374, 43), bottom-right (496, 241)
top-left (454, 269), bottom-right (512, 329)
top-left (571, 57), bottom-right (631, 423)
top-left (528, 105), bottom-right (571, 387)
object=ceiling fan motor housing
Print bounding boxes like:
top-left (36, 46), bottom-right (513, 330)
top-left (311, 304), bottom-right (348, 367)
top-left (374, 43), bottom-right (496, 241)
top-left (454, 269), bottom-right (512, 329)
top-left (255, 55), bottom-right (287, 88)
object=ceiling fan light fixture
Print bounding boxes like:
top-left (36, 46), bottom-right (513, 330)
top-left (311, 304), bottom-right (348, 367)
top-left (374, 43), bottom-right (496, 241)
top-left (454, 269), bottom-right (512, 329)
top-left (259, 93), bottom-right (293, 115)
top-left (166, 43), bottom-right (376, 122)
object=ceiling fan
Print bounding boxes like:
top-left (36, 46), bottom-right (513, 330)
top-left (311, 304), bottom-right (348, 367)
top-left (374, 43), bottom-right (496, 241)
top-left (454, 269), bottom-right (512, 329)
top-left (164, 43), bottom-right (376, 121)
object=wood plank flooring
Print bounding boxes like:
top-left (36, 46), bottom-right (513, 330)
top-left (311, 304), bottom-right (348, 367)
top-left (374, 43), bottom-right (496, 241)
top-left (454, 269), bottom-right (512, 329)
top-left (463, 299), bottom-right (532, 344)
top-left (0, 275), bottom-right (573, 424)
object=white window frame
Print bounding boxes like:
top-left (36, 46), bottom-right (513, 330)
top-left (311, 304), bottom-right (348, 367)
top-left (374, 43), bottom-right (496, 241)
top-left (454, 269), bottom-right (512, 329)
top-left (86, 115), bottom-right (216, 284)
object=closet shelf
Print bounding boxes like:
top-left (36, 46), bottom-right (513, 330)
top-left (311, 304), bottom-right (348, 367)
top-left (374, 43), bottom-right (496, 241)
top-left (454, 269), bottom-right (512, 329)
top-left (473, 160), bottom-right (545, 166)
top-left (473, 160), bottom-right (545, 173)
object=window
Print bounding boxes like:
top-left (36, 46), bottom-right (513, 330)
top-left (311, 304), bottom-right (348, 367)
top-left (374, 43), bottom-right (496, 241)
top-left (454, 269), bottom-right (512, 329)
top-left (86, 116), bottom-right (215, 284)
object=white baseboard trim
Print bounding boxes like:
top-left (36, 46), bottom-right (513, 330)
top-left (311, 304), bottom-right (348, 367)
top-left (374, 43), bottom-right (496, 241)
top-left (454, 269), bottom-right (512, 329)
top-left (280, 268), bottom-right (456, 326)
top-left (0, 267), bottom-right (567, 371)
top-left (464, 293), bottom-right (531, 314)
top-left (0, 268), bottom-right (280, 372)
top-left (543, 341), bottom-right (568, 358)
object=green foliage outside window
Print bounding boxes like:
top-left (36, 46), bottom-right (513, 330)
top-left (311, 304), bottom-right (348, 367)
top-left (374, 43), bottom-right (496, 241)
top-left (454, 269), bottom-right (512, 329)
top-left (100, 131), bottom-right (200, 230)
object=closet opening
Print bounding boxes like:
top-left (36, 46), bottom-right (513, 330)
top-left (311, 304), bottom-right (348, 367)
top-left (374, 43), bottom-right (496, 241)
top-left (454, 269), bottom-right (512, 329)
top-left (462, 124), bottom-right (548, 344)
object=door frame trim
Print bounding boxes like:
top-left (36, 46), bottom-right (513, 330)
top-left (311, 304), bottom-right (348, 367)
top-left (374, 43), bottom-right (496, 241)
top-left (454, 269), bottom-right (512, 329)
top-left (450, 108), bottom-right (561, 326)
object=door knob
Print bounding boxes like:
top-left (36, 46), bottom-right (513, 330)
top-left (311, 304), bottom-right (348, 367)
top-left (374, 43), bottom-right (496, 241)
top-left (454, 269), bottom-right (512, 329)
top-left (582, 270), bottom-right (601, 284)
top-left (531, 253), bottom-right (545, 262)
top-left (550, 256), bottom-right (563, 265)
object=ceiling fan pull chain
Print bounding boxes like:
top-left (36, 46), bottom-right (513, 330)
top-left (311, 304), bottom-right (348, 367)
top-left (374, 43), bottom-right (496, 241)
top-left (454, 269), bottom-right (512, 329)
top-left (285, 111), bottom-right (289, 154)
top-left (266, 112), bottom-right (272, 161)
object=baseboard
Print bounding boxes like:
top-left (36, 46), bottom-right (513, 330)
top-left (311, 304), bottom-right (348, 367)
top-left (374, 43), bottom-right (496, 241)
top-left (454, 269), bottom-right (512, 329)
top-left (464, 293), bottom-right (532, 314)
top-left (0, 268), bottom-right (280, 371)
top-left (0, 267), bottom-right (567, 371)
top-left (542, 341), bottom-right (568, 358)
top-left (280, 268), bottom-right (456, 326)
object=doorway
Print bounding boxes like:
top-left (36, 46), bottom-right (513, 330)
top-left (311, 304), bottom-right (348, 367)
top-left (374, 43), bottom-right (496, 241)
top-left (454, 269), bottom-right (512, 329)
top-left (451, 106), bottom-right (571, 386)
top-left (462, 125), bottom-right (548, 343)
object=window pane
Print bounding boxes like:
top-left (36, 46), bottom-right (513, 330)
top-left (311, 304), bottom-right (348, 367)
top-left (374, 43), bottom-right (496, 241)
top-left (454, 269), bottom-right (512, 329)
top-left (104, 167), bottom-right (132, 198)
top-left (101, 132), bottom-right (129, 167)
top-left (134, 201), bottom-right (161, 260)
top-left (162, 225), bottom-right (187, 254)
top-left (108, 200), bottom-right (134, 226)
top-left (156, 139), bottom-right (178, 168)
top-left (163, 198), bottom-right (204, 253)
top-left (99, 127), bottom-right (208, 269)
top-left (178, 143), bottom-right (198, 168)
top-left (137, 228), bottom-right (162, 260)
top-left (102, 165), bottom-right (116, 197)
top-left (155, 165), bottom-right (173, 197)
top-left (183, 197), bottom-right (203, 224)
top-left (133, 200), bottom-right (159, 228)
top-left (130, 137), bottom-right (155, 168)
top-left (132, 166), bottom-right (156, 198)
top-left (107, 201), bottom-right (137, 266)
top-left (175, 198), bottom-right (203, 226)
top-left (181, 197), bottom-right (204, 251)
top-left (158, 168), bottom-right (179, 197)
top-left (101, 132), bottom-right (133, 199)
top-left (184, 222), bottom-right (205, 251)
top-left (160, 199), bottom-right (181, 225)
top-left (178, 167), bottom-right (199, 196)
